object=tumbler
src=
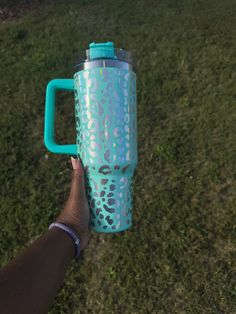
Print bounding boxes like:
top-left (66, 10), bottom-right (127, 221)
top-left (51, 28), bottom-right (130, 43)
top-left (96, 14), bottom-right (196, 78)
top-left (44, 41), bottom-right (138, 233)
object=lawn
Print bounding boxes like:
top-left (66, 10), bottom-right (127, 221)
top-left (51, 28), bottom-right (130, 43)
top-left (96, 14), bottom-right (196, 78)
top-left (0, 0), bottom-right (236, 313)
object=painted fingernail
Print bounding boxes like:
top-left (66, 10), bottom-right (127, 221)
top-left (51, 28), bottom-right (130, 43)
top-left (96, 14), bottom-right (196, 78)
top-left (71, 157), bottom-right (79, 170)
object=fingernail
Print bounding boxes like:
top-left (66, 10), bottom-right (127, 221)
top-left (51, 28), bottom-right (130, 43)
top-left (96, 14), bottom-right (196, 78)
top-left (71, 157), bottom-right (79, 170)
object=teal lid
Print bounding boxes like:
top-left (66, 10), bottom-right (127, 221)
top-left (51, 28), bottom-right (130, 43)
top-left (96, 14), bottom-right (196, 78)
top-left (89, 41), bottom-right (115, 60)
top-left (75, 42), bottom-right (133, 68)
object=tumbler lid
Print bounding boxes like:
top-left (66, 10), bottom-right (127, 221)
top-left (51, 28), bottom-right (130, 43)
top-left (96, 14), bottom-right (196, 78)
top-left (76, 41), bottom-right (133, 68)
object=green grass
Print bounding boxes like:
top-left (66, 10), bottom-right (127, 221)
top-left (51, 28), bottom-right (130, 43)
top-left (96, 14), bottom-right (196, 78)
top-left (0, 0), bottom-right (236, 313)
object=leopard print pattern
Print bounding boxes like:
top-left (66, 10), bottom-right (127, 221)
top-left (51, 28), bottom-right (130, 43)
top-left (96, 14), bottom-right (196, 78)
top-left (74, 67), bottom-right (137, 232)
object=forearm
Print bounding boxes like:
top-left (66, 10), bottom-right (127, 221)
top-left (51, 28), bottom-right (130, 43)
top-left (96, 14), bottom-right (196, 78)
top-left (0, 227), bottom-right (75, 314)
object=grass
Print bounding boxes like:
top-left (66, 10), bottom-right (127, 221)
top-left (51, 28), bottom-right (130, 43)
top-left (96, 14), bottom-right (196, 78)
top-left (0, 0), bottom-right (236, 313)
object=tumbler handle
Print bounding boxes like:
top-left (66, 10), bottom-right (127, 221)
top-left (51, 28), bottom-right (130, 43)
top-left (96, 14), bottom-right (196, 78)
top-left (44, 79), bottom-right (77, 155)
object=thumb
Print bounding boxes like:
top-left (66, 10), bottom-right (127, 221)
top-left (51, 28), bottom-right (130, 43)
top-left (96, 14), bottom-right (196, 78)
top-left (71, 156), bottom-right (84, 175)
top-left (70, 157), bottom-right (86, 199)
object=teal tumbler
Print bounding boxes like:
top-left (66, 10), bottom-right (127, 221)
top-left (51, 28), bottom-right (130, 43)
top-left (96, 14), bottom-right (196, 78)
top-left (44, 41), bottom-right (138, 233)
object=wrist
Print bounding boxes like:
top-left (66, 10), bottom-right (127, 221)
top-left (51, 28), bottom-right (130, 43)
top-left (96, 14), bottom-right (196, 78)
top-left (49, 222), bottom-right (81, 259)
top-left (48, 226), bottom-right (75, 260)
top-left (55, 216), bottom-right (91, 252)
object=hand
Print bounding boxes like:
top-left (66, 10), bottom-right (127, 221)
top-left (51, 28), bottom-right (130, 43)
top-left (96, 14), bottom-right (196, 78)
top-left (56, 157), bottom-right (91, 251)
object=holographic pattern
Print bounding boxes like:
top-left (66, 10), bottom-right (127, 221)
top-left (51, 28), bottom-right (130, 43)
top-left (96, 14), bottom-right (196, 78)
top-left (74, 67), bottom-right (137, 232)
